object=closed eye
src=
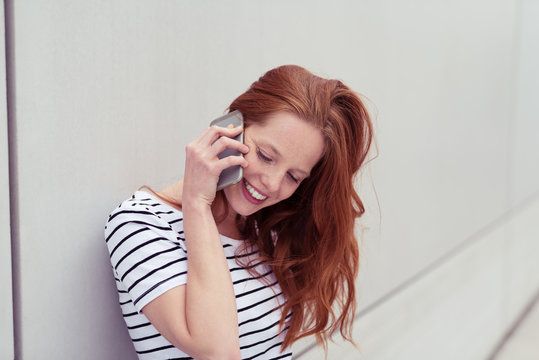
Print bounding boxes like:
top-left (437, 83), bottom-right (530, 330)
top-left (257, 146), bottom-right (300, 183)
top-left (256, 148), bottom-right (272, 163)
top-left (287, 172), bottom-right (299, 183)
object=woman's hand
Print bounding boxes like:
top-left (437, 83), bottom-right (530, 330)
top-left (182, 124), bottom-right (248, 207)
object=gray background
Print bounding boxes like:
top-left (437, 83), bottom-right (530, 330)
top-left (1, 0), bottom-right (538, 359)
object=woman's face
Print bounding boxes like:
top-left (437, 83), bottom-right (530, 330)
top-left (223, 111), bottom-right (325, 217)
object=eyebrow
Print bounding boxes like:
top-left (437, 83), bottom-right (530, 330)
top-left (263, 142), bottom-right (311, 178)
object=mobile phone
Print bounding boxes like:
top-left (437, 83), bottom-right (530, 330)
top-left (210, 110), bottom-right (244, 190)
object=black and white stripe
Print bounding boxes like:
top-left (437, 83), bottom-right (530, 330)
top-left (105, 191), bottom-right (292, 359)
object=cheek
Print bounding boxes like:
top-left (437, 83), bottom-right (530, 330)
top-left (277, 184), bottom-right (299, 202)
top-left (243, 151), bottom-right (260, 173)
top-left (244, 150), bottom-right (255, 163)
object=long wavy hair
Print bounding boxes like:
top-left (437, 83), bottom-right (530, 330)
top-left (145, 65), bottom-right (373, 352)
top-left (227, 65), bottom-right (374, 351)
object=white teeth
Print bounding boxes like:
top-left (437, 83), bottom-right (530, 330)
top-left (244, 179), bottom-right (267, 200)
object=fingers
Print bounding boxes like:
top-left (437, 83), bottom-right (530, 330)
top-left (184, 123), bottom-right (247, 180)
top-left (217, 154), bottom-right (249, 172)
top-left (183, 123), bottom-right (247, 204)
top-left (210, 136), bottom-right (249, 157)
top-left (185, 126), bottom-right (248, 174)
top-left (197, 124), bottom-right (243, 147)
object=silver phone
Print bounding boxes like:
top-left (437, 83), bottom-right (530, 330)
top-left (210, 110), bottom-right (244, 190)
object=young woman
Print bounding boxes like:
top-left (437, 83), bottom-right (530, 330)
top-left (105, 65), bottom-right (374, 359)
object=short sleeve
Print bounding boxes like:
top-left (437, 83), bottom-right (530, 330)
top-left (105, 198), bottom-right (188, 312)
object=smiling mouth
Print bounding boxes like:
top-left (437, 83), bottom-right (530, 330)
top-left (243, 179), bottom-right (268, 201)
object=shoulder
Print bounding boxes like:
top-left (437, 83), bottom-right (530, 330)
top-left (107, 190), bottom-right (181, 223)
top-left (104, 190), bottom-right (185, 246)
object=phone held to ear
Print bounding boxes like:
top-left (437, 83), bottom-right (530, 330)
top-left (210, 110), bottom-right (244, 190)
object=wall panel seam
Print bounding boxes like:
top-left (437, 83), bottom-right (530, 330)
top-left (485, 287), bottom-right (539, 360)
top-left (4, 0), bottom-right (20, 358)
top-left (356, 190), bottom-right (539, 322)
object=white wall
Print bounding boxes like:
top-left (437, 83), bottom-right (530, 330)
top-left (510, 0), bottom-right (539, 207)
top-left (1, 1), bottom-right (14, 358)
top-left (505, 0), bottom-right (539, 336)
top-left (5, 0), bottom-right (538, 359)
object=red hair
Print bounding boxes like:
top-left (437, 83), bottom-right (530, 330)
top-left (144, 65), bottom-right (374, 352)
top-left (229, 65), bottom-right (374, 351)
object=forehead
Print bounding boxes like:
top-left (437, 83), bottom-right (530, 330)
top-left (246, 112), bottom-right (325, 173)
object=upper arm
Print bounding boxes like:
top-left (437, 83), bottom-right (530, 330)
top-left (105, 198), bottom-right (240, 359)
top-left (105, 203), bottom-right (196, 353)
top-left (141, 286), bottom-right (241, 360)
top-left (105, 203), bottom-right (189, 312)
top-left (141, 285), bottom-right (193, 353)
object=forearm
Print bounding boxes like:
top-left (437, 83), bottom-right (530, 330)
top-left (182, 200), bottom-right (241, 357)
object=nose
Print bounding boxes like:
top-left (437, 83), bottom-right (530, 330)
top-left (260, 170), bottom-right (284, 195)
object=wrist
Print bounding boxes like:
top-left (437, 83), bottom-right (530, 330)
top-left (182, 196), bottom-right (213, 216)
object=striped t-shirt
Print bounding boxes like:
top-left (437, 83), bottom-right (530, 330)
top-left (105, 190), bottom-right (292, 359)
